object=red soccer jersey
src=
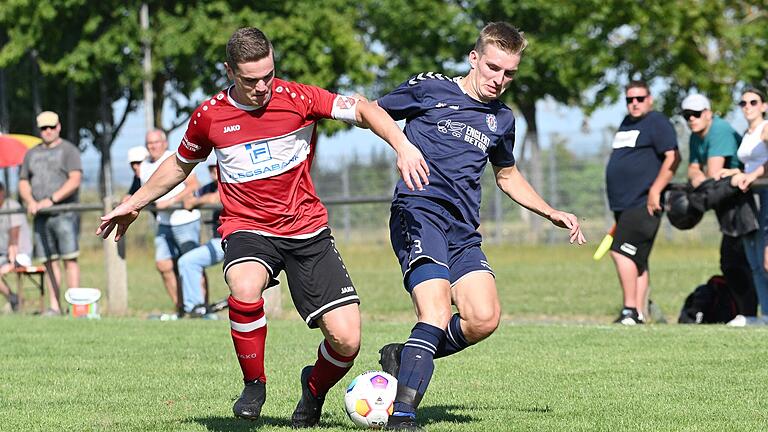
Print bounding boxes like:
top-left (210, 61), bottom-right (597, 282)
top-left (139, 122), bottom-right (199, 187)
top-left (176, 78), bottom-right (359, 238)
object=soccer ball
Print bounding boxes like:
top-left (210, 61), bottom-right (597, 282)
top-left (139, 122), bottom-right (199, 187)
top-left (344, 370), bottom-right (397, 428)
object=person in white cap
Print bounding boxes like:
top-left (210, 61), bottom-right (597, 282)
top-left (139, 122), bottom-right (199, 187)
top-left (683, 93), bottom-right (741, 187)
top-left (682, 93), bottom-right (758, 319)
top-left (123, 146), bottom-right (150, 203)
top-left (19, 110), bottom-right (82, 315)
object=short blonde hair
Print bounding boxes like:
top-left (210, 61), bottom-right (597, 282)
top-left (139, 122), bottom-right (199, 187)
top-left (474, 22), bottom-right (528, 56)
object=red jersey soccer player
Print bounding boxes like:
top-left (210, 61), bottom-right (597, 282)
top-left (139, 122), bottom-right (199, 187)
top-left (97, 27), bottom-right (429, 428)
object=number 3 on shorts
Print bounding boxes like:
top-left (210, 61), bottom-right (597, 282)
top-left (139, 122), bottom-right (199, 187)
top-left (412, 239), bottom-right (423, 254)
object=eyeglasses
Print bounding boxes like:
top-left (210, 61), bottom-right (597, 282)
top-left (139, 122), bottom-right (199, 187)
top-left (625, 95), bottom-right (648, 104)
top-left (738, 100), bottom-right (761, 107)
top-left (682, 110), bottom-right (705, 121)
top-left (39, 126), bottom-right (55, 131)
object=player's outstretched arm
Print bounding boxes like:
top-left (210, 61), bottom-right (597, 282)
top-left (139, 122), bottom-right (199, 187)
top-left (493, 165), bottom-right (586, 245)
top-left (354, 100), bottom-right (430, 191)
top-left (96, 155), bottom-right (197, 241)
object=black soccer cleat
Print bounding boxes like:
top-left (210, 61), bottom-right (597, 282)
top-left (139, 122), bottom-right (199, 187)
top-left (614, 308), bottom-right (644, 325)
top-left (208, 297), bottom-right (229, 313)
top-left (386, 415), bottom-right (425, 431)
top-left (378, 343), bottom-right (404, 378)
top-left (233, 380), bottom-right (267, 420)
top-left (291, 365), bottom-right (325, 428)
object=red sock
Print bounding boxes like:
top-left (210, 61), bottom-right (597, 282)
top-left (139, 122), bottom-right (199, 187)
top-left (228, 296), bottom-right (267, 383)
top-left (308, 339), bottom-right (358, 397)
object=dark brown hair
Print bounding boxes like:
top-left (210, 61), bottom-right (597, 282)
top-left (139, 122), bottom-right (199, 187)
top-left (626, 80), bottom-right (650, 94)
top-left (742, 87), bottom-right (766, 103)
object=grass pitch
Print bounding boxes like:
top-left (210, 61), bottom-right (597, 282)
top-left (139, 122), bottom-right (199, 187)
top-left (1, 317), bottom-right (767, 431)
top-left (3, 240), bottom-right (766, 431)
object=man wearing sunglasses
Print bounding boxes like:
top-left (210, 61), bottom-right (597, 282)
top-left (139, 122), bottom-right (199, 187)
top-left (683, 93), bottom-right (757, 318)
top-left (606, 80), bottom-right (680, 325)
top-left (683, 94), bottom-right (742, 188)
top-left (18, 110), bottom-right (82, 315)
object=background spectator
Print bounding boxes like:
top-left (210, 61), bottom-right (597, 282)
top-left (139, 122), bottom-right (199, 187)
top-left (123, 146), bottom-right (149, 202)
top-left (18, 110), bottom-right (82, 315)
top-left (0, 181), bottom-right (33, 312)
top-left (606, 80), bottom-right (679, 325)
top-left (139, 129), bottom-right (200, 312)
top-left (721, 88), bottom-right (768, 325)
top-left (683, 94), bottom-right (758, 318)
top-left (178, 156), bottom-right (223, 318)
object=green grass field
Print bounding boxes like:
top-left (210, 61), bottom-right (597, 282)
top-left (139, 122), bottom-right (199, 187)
top-left (3, 240), bottom-right (767, 431)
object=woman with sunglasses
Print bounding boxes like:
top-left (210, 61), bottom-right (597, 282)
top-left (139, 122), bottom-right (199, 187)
top-left (723, 88), bottom-right (768, 325)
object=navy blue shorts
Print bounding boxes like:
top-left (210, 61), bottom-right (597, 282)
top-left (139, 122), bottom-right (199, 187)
top-left (389, 196), bottom-right (494, 291)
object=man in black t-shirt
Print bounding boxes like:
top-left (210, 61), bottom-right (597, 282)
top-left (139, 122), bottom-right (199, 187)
top-left (605, 80), bottom-right (680, 324)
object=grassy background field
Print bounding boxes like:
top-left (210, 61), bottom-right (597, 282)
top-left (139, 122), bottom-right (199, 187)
top-left (4, 232), bottom-right (765, 431)
top-left (2, 318), bottom-right (767, 431)
top-left (65, 237), bottom-right (723, 323)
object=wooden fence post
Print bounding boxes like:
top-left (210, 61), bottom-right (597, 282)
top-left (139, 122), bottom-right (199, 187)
top-left (102, 197), bottom-right (128, 315)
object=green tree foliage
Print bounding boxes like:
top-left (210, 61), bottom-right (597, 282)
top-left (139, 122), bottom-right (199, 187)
top-left (148, 0), bottom-right (382, 136)
top-left (0, 0), bottom-right (141, 146)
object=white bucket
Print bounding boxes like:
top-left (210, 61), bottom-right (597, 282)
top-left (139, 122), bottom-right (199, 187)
top-left (64, 288), bottom-right (101, 319)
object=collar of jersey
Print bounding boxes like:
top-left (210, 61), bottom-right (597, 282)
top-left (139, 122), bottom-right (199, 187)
top-left (227, 85), bottom-right (269, 111)
top-left (455, 76), bottom-right (498, 107)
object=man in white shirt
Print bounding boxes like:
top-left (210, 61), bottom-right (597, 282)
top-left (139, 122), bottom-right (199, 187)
top-left (140, 129), bottom-right (201, 310)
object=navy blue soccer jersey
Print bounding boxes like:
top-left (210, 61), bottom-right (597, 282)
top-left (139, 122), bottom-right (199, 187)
top-left (377, 72), bottom-right (516, 228)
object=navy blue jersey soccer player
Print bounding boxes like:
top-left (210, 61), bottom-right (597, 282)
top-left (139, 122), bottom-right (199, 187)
top-left (374, 22), bottom-right (586, 431)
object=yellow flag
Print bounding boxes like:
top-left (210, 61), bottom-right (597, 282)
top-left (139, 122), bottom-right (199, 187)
top-left (592, 224), bottom-right (616, 261)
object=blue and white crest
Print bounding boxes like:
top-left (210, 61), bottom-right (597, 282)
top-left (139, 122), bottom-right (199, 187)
top-left (485, 114), bottom-right (497, 132)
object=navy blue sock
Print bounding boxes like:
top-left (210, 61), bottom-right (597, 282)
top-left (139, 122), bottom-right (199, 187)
top-left (392, 322), bottom-right (445, 417)
top-left (434, 313), bottom-right (472, 359)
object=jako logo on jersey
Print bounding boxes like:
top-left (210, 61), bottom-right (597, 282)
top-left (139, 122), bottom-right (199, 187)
top-left (486, 114), bottom-right (497, 132)
top-left (437, 119), bottom-right (467, 138)
top-left (340, 286), bottom-right (354, 294)
top-left (245, 142), bottom-right (272, 165)
top-left (223, 124), bottom-right (241, 133)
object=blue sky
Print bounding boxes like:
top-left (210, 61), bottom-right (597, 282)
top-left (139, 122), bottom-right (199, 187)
top-left (77, 91), bottom-right (750, 191)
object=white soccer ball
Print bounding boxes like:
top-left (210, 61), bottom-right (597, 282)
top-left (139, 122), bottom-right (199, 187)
top-left (344, 370), bottom-right (397, 429)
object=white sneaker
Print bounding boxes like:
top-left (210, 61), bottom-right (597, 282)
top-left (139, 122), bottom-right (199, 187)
top-left (727, 315), bottom-right (747, 327)
top-left (726, 315), bottom-right (763, 327)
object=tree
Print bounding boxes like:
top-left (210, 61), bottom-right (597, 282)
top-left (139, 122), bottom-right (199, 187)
top-left (146, 0), bottom-right (384, 137)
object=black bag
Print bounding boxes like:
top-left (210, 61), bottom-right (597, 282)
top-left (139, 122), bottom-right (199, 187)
top-left (678, 275), bottom-right (739, 324)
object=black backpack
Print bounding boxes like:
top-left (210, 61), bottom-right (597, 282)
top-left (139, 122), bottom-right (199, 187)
top-left (678, 275), bottom-right (739, 324)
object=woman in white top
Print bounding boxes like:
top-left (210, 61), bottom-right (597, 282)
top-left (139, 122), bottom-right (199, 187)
top-left (724, 88), bottom-right (768, 325)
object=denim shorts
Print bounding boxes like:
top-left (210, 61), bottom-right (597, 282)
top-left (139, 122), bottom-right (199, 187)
top-left (33, 211), bottom-right (80, 261)
top-left (154, 219), bottom-right (201, 262)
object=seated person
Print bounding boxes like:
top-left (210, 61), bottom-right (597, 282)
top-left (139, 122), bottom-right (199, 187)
top-left (0, 181), bottom-right (33, 312)
top-left (178, 159), bottom-right (224, 317)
